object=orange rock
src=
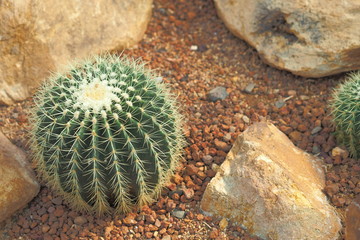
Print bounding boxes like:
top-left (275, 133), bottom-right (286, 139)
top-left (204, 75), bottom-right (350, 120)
top-left (201, 122), bottom-right (341, 240)
top-left (0, 131), bottom-right (40, 223)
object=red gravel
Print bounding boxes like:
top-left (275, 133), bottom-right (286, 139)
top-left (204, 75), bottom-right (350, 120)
top-left (0, 0), bottom-right (357, 239)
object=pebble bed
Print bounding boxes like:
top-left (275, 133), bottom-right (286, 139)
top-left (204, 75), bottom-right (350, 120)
top-left (0, 0), bottom-right (358, 239)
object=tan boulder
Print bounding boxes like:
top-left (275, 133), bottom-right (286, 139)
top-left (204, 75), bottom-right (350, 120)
top-left (345, 195), bottom-right (360, 240)
top-left (0, 131), bottom-right (40, 223)
top-left (0, 0), bottom-right (152, 105)
top-left (201, 122), bottom-right (341, 240)
top-left (214, 0), bottom-right (360, 78)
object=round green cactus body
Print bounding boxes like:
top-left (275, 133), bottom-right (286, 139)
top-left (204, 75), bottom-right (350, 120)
top-left (331, 72), bottom-right (360, 159)
top-left (30, 54), bottom-right (185, 215)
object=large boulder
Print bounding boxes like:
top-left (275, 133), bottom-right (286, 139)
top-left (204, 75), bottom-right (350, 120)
top-left (214, 0), bottom-right (360, 78)
top-left (201, 122), bottom-right (341, 240)
top-left (345, 195), bottom-right (360, 240)
top-left (0, 131), bottom-right (40, 223)
top-left (0, 0), bottom-right (152, 105)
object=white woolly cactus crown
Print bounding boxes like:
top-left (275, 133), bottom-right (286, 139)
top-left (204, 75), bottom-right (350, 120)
top-left (29, 54), bottom-right (185, 215)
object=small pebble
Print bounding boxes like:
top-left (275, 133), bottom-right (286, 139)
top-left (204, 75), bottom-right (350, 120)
top-left (275, 100), bottom-right (285, 108)
top-left (74, 216), bottom-right (87, 225)
top-left (244, 83), bottom-right (256, 93)
top-left (171, 210), bottom-right (186, 219)
top-left (214, 139), bottom-right (230, 151)
top-left (300, 95), bottom-right (310, 100)
top-left (312, 145), bottom-right (321, 154)
top-left (207, 87), bottom-right (228, 102)
top-left (41, 225), bottom-right (50, 233)
top-left (219, 218), bottom-right (228, 230)
top-left (223, 133), bottom-right (231, 142)
top-left (202, 155), bottom-right (213, 165)
top-left (287, 90), bottom-right (297, 96)
top-left (183, 188), bottom-right (195, 199)
top-left (332, 147), bottom-right (348, 158)
top-left (190, 45), bottom-right (198, 51)
top-left (311, 126), bottom-right (322, 135)
top-left (242, 115), bottom-right (250, 124)
top-left (154, 76), bottom-right (163, 83)
top-left (212, 163), bottom-right (220, 172)
top-left (51, 197), bottom-right (63, 205)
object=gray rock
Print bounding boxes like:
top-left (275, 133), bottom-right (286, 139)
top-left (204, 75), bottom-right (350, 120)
top-left (244, 83), bottom-right (256, 93)
top-left (311, 126), bottom-right (322, 135)
top-left (154, 76), bottom-right (163, 83)
top-left (312, 145), bottom-right (321, 154)
top-left (275, 100), bottom-right (285, 108)
top-left (207, 87), bottom-right (228, 102)
top-left (171, 209), bottom-right (186, 219)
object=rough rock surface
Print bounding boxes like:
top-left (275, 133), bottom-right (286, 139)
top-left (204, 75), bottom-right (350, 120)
top-left (214, 0), bottom-right (360, 78)
top-left (200, 122), bottom-right (341, 240)
top-left (0, 0), bottom-right (152, 105)
top-left (0, 131), bottom-right (40, 223)
top-left (345, 195), bottom-right (360, 240)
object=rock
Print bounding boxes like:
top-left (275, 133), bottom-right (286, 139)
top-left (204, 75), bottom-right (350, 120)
top-left (242, 115), bottom-right (250, 124)
top-left (207, 87), bottom-right (228, 102)
top-left (214, 0), bottom-right (360, 78)
top-left (312, 145), bottom-right (320, 154)
top-left (0, 131), bottom-right (40, 223)
top-left (171, 209), bottom-right (186, 219)
top-left (186, 164), bottom-right (199, 175)
top-left (182, 188), bottom-right (195, 200)
top-left (324, 183), bottom-right (340, 197)
top-left (53, 206), bottom-right (64, 217)
top-left (345, 195), bottom-right (360, 240)
top-left (214, 139), bottom-right (231, 152)
top-left (74, 216), bottom-right (87, 226)
top-left (200, 122), bottom-right (341, 240)
top-left (190, 45), bottom-right (198, 51)
top-left (244, 83), bottom-right (256, 93)
top-left (219, 218), bottom-right (228, 230)
top-left (123, 215), bottom-right (137, 226)
top-left (0, 0), bottom-right (152, 105)
top-left (311, 126), bottom-right (322, 135)
top-left (202, 155), bottom-right (213, 165)
top-left (289, 130), bottom-right (302, 142)
top-left (332, 147), bottom-right (348, 159)
top-left (275, 100), bottom-right (285, 109)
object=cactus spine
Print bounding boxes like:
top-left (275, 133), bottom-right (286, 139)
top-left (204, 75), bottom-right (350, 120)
top-left (30, 54), bottom-right (185, 215)
top-left (331, 72), bottom-right (360, 158)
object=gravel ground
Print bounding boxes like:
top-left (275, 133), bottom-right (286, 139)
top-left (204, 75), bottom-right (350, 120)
top-left (0, 0), bottom-right (358, 239)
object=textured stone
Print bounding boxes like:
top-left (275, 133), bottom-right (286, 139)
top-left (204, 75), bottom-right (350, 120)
top-left (214, 0), bottom-right (360, 78)
top-left (345, 195), bottom-right (360, 240)
top-left (0, 131), bottom-right (40, 223)
top-left (201, 122), bottom-right (341, 240)
top-left (207, 86), bottom-right (228, 102)
top-left (0, 0), bottom-right (152, 104)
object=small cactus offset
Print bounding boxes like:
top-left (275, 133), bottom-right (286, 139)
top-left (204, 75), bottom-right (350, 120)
top-left (30, 54), bottom-right (185, 215)
top-left (331, 72), bottom-right (360, 159)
